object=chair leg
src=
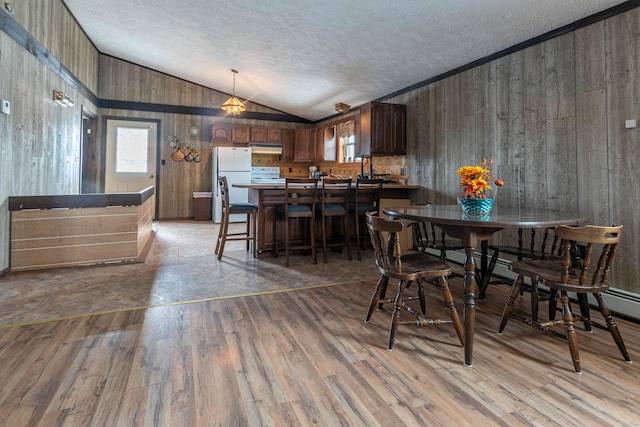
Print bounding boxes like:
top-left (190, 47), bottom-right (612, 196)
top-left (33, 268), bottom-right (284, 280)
top-left (355, 214), bottom-right (362, 261)
top-left (388, 280), bottom-right (406, 351)
top-left (321, 215), bottom-right (328, 264)
top-left (548, 289), bottom-right (559, 320)
top-left (377, 276), bottom-right (389, 311)
top-left (250, 212), bottom-right (257, 258)
top-left (310, 216), bottom-right (317, 264)
top-left (440, 276), bottom-right (464, 346)
top-left (530, 277), bottom-right (539, 322)
top-left (343, 214), bottom-right (352, 261)
top-left (245, 215), bottom-right (250, 251)
top-left (214, 213), bottom-right (225, 256)
top-left (593, 292), bottom-right (631, 363)
top-left (418, 281), bottom-right (426, 314)
top-left (366, 275), bottom-right (387, 322)
top-left (559, 291), bottom-right (581, 373)
top-left (498, 274), bottom-right (523, 334)
top-left (216, 211), bottom-right (230, 260)
top-left (285, 216), bottom-right (290, 267)
top-left (577, 293), bottom-right (592, 332)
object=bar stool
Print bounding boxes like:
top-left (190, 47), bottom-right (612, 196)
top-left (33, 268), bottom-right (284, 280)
top-left (317, 178), bottom-right (352, 263)
top-left (215, 176), bottom-right (258, 260)
top-left (349, 177), bottom-right (382, 260)
top-left (273, 178), bottom-right (318, 267)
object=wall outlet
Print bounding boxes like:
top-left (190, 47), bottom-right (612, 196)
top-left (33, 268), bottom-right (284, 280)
top-left (400, 167), bottom-right (407, 176)
top-left (1, 100), bottom-right (9, 115)
top-left (625, 119), bottom-right (637, 129)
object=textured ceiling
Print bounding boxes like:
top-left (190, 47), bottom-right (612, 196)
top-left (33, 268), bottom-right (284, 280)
top-left (62, 0), bottom-right (627, 121)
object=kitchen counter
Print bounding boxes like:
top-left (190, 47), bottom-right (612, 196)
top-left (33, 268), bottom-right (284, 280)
top-left (234, 182), bottom-right (420, 190)
top-left (233, 183), bottom-right (420, 257)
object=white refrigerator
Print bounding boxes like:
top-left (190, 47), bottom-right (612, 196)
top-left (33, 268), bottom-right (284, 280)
top-left (212, 146), bottom-right (252, 223)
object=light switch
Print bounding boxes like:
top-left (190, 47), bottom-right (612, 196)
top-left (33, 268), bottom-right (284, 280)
top-left (625, 119), bottom-right (637, 129)
top-left (1, 100), bottom-right (9, 115)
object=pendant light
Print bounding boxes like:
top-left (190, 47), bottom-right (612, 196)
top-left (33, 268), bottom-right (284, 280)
top-left (221, 69), bottom-right (246, 115)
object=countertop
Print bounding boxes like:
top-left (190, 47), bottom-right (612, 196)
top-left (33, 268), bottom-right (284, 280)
top-left (233, 182), bottom-right (421, 190)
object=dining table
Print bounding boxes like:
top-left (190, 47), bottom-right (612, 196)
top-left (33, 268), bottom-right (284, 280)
top-left (381, 203), bottom-right (589, 367)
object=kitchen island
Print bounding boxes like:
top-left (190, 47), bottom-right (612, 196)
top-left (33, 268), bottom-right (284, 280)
top-left (233, 182), bottom-right (420, 257)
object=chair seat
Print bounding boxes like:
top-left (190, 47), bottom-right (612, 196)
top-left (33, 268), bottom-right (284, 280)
top-left (380, 253), bottom-right (452, 281)
top-left (318, 203), bottom-right (346, 214)
top-left (510, 259), bottom-right (609, 293)
top-left (349, 201), bottom-right (376, 213)
top-left (275, 204), bottom-right (312, 214)
top-left (229, 203), bottom-right (257, 213)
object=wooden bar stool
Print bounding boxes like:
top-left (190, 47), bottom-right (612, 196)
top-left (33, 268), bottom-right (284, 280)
top-left (317, 178), bottom-right (352, 263)
top-left (349, 177), bottom-right (382, 260)
top-left (215, 176), bottom-right (258, 260)
top-left (273, 178), bottom-right (318, 267)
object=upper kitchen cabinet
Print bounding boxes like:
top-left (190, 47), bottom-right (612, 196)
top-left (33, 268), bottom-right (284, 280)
top-left (211, 124), bottom-right (231, 142)
top-left (293, 128), bottom-right (313, 162)
top-left (210, 124), bottom-right (251, 144)
top-left (232, 125), bottom-right (250, 143)
top-left (250, 127), bottom-right (267, 143)
top-left (250, 127), bottom-right (282, 144)
top-left (267, 128), bottom-right (282, 144)
top-left (281, 129), bottom-right (294, 161)
top-left (358, 102), bottom-right (406, 156)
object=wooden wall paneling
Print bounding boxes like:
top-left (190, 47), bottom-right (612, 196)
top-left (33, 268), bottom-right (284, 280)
top-left (443, 74), bottom-right (466, 203)
top-left (495, 53), bottom-right (525, 209)
top-left (543, 34), bottom-right (578, 212)
top-left (575, 22), bottom-right (609, 227)
top-left (544, 34), bottom-right (577, 121)
top-left (521, 44), bottom-right (548, 211)
top-left (604, 9), bottom-right (640, 291)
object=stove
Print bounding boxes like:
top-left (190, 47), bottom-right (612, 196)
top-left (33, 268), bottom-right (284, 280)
top-left (251, 166), bottom-right (281, 183)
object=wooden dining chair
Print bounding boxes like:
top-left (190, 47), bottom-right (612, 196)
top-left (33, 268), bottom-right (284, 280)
top-left (215, 176), bottom-right (258, 260)
top-left (364, 212), bottom-right (464, 350)
top-left (349, 177), bottom-right (383, 260)
top-left (498, 224), bottom-right (630, 373)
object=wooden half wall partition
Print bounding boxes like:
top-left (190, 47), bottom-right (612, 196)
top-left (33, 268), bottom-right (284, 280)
top-left (8, 187), bottom-right (155, 272)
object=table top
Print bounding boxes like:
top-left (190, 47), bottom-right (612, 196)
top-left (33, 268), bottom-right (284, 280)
top-left (382, 204), bottom-right (589, 229)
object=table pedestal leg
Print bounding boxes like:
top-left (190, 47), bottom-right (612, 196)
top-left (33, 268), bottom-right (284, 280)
top-left (463, 245), bottom-right (477, 367)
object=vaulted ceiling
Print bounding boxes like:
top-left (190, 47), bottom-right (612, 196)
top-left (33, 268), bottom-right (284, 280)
top-left (63, 0), bottom-right (628, 121)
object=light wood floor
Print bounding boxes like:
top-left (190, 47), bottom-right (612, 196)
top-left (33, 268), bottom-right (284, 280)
top-left (0, 221), bottom-right (639, 426)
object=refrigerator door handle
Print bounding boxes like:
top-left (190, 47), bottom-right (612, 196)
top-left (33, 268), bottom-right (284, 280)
top-left (214, 154), bottom-right (220, 198)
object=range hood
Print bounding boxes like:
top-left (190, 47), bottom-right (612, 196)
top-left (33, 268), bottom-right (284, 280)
top-left (250, 144), bottom-right (282, 155)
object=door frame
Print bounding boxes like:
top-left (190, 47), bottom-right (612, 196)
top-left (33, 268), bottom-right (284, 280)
top-left (101, 116), bottom-right (161, 219)
top-left (80, 106), bottom-right (98, 193)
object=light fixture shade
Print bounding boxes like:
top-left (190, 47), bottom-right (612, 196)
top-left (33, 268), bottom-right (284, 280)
top-left (221, 96), bottom-right (246, 114)
top-left (221, 69), bottom-right (246, 115)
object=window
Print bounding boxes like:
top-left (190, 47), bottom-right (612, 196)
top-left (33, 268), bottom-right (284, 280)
top-left (341, 135), bottom-right (356, 163)
top-left (116, 127), bottom-right (149, 173)
top-left (337, 120), bottom-right (358, 163)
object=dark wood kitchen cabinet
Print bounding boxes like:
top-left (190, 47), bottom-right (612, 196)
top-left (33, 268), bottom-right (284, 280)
top-left (358, 102), bottom-right (406, 156)
top-left (293, 128), bottom-right (313, 162)
top-left (281, 129), bottom-right (294, 161)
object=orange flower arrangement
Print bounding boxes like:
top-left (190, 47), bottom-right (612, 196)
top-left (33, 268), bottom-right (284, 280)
top-left (456, 158), bottom-right (504, 199)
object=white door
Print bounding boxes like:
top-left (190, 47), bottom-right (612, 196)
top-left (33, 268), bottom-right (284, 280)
top-left (105, 119), bottom-right (157, 217)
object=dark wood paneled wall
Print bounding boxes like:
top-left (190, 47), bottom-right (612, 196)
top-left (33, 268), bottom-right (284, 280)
top-left (0, 0), bottom-right (100, 273)
top-left (390, 8), bottom-right (639, 294)
top-left (98, 56), bottom-right (309, 220)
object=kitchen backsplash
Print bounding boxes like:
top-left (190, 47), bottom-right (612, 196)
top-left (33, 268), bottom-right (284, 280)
top-left (252, 154), bottom-right (408, 181)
